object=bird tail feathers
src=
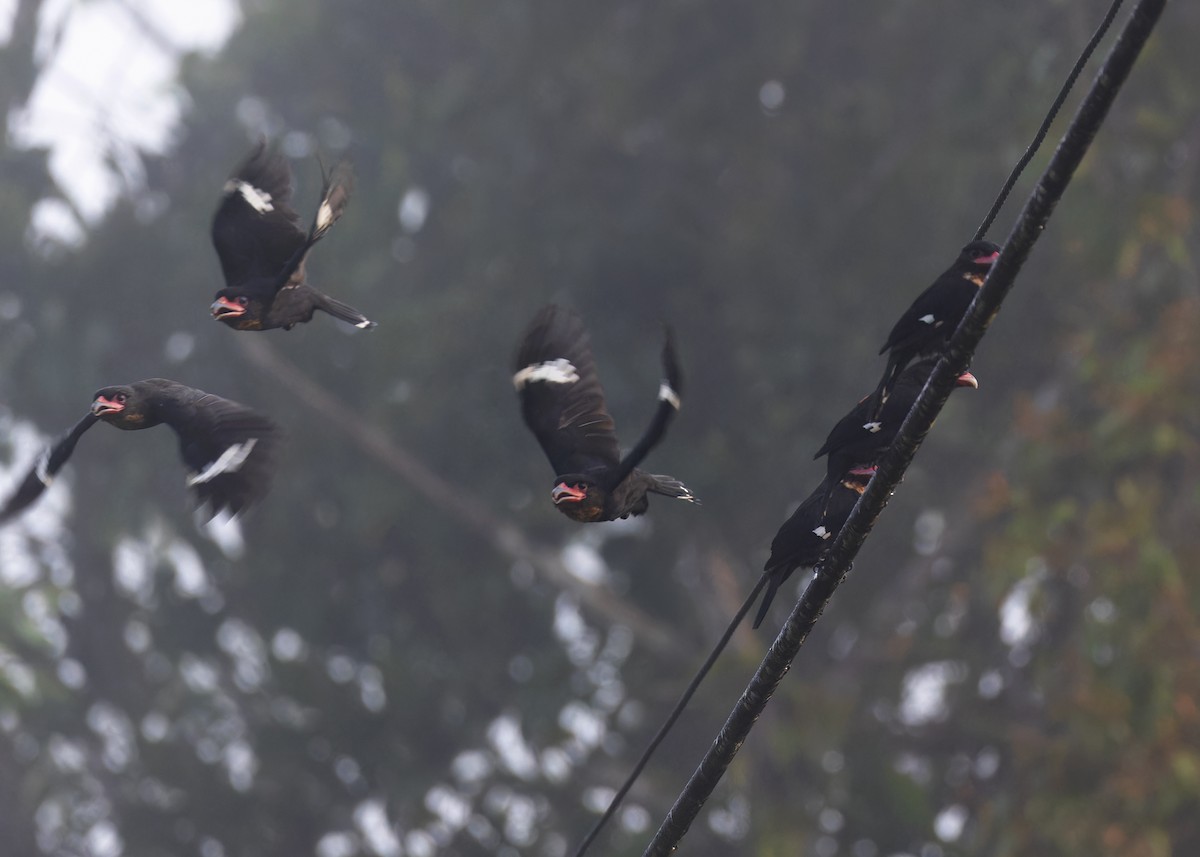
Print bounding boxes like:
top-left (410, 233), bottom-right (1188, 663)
top-left (318, 294), bottom-right (376, 329)
top-left (644, 473), bottom-right (699, 504)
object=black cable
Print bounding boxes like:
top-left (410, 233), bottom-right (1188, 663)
top-left (642, 1), bottom-right (1167, 853)
top-left (571, 574), bottom-right (768, 857)
top-left (975, 0), bottom-right (1126, 241)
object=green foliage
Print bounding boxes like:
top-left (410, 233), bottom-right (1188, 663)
top-left (0, 0), bottom-right (1197, 855)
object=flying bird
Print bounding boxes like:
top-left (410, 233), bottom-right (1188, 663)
top-left (513, 305), bottom-right (697, 522)
top-left (754, 467), bottom-right (875, 630)
top-left (875, 239), bottom-right (1000, 402)
top-left (210, 141), bottom-right (375, 331)
top-left (816, 356), bottom-right (978, 483)
top-left (0, 379), bottom-right (280, 524)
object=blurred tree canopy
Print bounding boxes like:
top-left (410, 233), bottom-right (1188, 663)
top-left (0, 0), bottom-right (1197, 855)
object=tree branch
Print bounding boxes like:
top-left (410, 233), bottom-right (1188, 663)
top-left (234, 337), bottom-right (688, 660)
top-left (642, 0), bottom-right (1167, 852)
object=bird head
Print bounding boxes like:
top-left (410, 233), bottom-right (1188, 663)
top-left (91, 386), bottom-right (145, 427)
top-left (211, 291), bottom-right (265, 329)
top-left (956, 240), bottom-right (1002, 282)
top-left (551, 477), bottom-right (607, 522)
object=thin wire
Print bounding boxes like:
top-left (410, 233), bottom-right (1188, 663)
top-left (975, 0), bottom-right (1126, 240)
top-left (570, 574), bottom-right (768, 857)
top-left (577, 2), bottom-right (1137, 853)
top-left (641, 1), bottom-right (1166, 852)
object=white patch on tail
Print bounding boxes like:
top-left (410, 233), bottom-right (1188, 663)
top-left (187, 439), bottom-right (258, 486)
top-left (658, 382), bottom-right (681, 410)
top-left (513, 359), bottom-right (579, 390)
top-left (225, 180), bottom-right (274, 214)
top-left (813, 525), bottom-right (831, 540)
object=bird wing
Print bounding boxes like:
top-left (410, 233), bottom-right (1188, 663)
top-left (604, 325), bottom-right (684, 491)
top-left (513, 305), bottom-right (621, 479)
top-left (211, 142), bottom-right (308, 292)
top-left (813, 393), bottom-right (875, 460)
top-left (163, 392), bottom-right (281, 519)
top-left (268, 158), bottom-right (355, 294)
top-left (879, 273), bottom-right (973, 356)
top-left (0, 414), bottom-right (99, 524)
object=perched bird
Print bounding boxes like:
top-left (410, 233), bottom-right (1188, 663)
top-left (754, 467), bottom-right (875, 630)
top-left (210, 141), bottom-right (375, 331)
top-left (816, 355), bottom-right (978, 483)
top-left (513, 305), bottom-right (697, 522)
top-left (0, 379), bottom-right (280, 524)
top-left (875, 239), bottom-right (1000, 401)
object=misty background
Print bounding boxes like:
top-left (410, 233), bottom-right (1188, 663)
top-left (0, 0), bottom-right (1197, 855)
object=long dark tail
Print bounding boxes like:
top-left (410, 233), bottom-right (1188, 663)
top-left (752, 567), bottom-right (786, 629)
top-left (0, 413), bottom-right (98, 524)
top-left (271, 158), bottom-right (355, 293)
top-left (608, 326), bottom-right (683, 490)
top-left (317, 293), bottom-right (376, 329)
top-left (570, 572), bottom-right (768, 857)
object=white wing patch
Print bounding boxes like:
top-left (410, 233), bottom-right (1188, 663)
top-left (862, 421), bottom-right (883, 434)
top-left (34, 451), bottom-right (52, 486)
top-left (187, 439), bottom-right (258, 486)
top-left (918, 313), bottom-right (936, 325)
top-left (513, 358), bottom-right (580, 390)
top-left (316, 200), bottom-right (335, 232)
top-left (813, 525), bottom-right (831, 540)
top-left (224, 180), bottom-right (274, 214)
top-left (355, 319), bottom-right (374, 329)
top-left (658, 382), bottom-right (681, 410)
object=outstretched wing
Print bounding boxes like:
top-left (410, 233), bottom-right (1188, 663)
top-left (166, 395), bottom-right (281, 519)
top-left (211, 141), bottom-right (307, 293)
top-left (270, 157), bottom-right (355, 294)
top-left (0, 414), bottom-right (98, 524)
top-left (513, 305), bottom-right (620, 479)
top-left (605, 325), bottom-right (684, 491)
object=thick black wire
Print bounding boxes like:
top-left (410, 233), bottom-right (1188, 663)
top-left (573, 1), bottom-right (1148, 854)
top-left (641, 0), bottom-right (1167, 853)
top-left (570, 574), bottom-right (768, 857)
top-left (975, 0), bottom-right (1126, 241)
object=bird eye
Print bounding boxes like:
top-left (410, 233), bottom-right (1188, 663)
top-left (115, 393), bottom-right (127, 403)
top-left (236, 296), bottom-right (249, 306)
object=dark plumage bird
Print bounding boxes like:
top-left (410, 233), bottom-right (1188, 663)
top-left (875, 239), bottom-right (1000, 401)
top-left (513, 305), bottom-right (697, 522)
top-left (210, 142), bottom-right (375, 331)
top-left (754, 467), bottom-right (875, 630)
top-left (816, 356), bottom-right (978, 483)
top-left (0, 379), bottom-right (280, 524)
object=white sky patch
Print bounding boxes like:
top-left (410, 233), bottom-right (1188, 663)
top-left (486, 715), bottom-right (539, 781)
top-left (10, 0), bottom-right (241, 239)
top-left (201, 511), bottom-right (245, 559)
top-left (0, 0), bottom-right (17, 44)
top-left (398, 187), bottom-right (430, 232)
top-left (934, 804), bottom-right (969, 842)
top-left (354, 799), bottom-right (403, 857)
top-left (999, 560), bottom-right (1046, 647)
top-left (899, 660), bottom-right (968, 726)
top-left (561, 540), bottom-right (608, 585)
